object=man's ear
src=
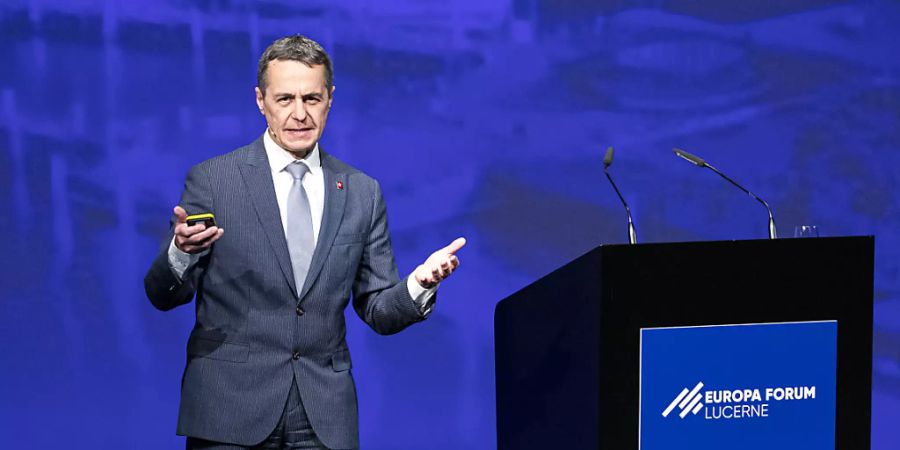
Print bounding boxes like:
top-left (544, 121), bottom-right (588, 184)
top-left (255, 87), bottom-right (265, 114)
top-left (328, 85), bottom-right (336, 108)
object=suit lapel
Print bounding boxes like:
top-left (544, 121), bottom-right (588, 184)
top-left (299, 150), bottom-right (347, 301)
top-left (238, 138), bottom-right (298, 297)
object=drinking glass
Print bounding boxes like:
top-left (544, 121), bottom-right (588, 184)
top-left (793, 225), bottom-right (819, 238)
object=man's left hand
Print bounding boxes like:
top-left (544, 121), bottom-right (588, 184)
top-left (414, 237), bottom-right (466, 289)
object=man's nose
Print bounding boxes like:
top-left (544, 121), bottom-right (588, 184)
top-left (291, 101), bottom-right (309, 122)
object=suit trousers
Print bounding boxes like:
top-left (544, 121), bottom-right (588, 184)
top-left (185, 377), bottom-right (330, 450)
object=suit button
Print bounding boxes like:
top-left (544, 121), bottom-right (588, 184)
top-left (292, 351), bottom-right (300, 360)
top-left (296, 306), bottom-right (305, 316)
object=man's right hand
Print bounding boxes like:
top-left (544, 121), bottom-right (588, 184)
top-left (173, 205), bottom-right (224, 254)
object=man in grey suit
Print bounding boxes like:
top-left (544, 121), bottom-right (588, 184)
top-left (144, 35), bottom-right (465, 450)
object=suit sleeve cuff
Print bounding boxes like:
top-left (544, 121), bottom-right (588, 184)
top-left (168, 237), bottom-right (206, 280)
top-left (406, 275), bottom-right (437, 317)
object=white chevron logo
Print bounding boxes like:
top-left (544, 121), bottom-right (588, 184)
top-left (662, 382), bottom-right (705, 419)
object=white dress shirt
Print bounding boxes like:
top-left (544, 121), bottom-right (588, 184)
top-left (168, 131), bottom-right (436, 314)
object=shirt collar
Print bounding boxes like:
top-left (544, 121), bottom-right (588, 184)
top-left (262, 129), bottom-right (321, 174)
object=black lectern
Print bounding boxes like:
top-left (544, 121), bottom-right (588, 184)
top-left (494, 237), bottom-right (873, 450)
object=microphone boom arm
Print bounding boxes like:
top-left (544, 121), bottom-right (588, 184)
top-left (603, 147), bottom-right (638, 244)
top-left (703, 163), bottom-right (777, 240)
top-left (673, 148), bottom-right (777, 240)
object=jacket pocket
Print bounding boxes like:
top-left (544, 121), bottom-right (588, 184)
top-left (187, 331), bottom-right (250, 363)
top-left (333, 232), bottom-right (366, 246)
top-left (331, 348), bottom-right (352, 372)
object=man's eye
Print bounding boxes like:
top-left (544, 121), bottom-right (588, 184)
top-left (306, 98), bottom-right (320, 104)
top-left (277, 98), bottom-right (290, 104)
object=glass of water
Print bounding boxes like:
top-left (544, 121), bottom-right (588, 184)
top-left (793, 225), bottom-right (819, 238)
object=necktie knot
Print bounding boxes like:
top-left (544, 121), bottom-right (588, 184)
top-left (285, 161), bottom-right (310, 181)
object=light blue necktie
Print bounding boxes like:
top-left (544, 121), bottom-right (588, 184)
top-left (284, 161), bottom-right (314, 295)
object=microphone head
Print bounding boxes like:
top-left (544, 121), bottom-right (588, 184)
top-left (673, 148), bottom-right (707, 167)
top-left (603, 146), bottom-right (614, 169)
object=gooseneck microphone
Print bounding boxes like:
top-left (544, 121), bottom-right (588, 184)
top-left (673, 148), bottom-right (777, 239)
top-left (603, 146), bottom-right (638, 244)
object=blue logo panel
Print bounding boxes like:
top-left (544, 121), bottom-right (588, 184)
top-left (639, 321), bottom-right (837, 450)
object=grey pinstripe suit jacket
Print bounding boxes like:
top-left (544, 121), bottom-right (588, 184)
top-left (144, 137), bottom-right (426, 449)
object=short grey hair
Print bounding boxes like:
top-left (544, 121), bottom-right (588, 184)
top-left (257, 35), bottom-right (333, 96)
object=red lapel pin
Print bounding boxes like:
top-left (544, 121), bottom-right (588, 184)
top-left (336, 181), bottom-right (344, 190)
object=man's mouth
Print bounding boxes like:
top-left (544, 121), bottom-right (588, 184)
top-left (285, 128), bottom-right (314, 137)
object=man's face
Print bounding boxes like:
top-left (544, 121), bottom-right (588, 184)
top-left (255, 59), bottom-right (334, 156)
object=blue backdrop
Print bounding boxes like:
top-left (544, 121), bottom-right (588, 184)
top-left (1, 1), bottom-right (898, 448)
